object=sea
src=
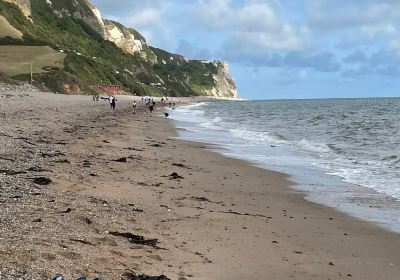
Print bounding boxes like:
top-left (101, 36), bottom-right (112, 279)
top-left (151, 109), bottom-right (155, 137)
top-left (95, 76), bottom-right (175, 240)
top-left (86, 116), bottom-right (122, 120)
top-left (169, 98), bottom-right (400, 233)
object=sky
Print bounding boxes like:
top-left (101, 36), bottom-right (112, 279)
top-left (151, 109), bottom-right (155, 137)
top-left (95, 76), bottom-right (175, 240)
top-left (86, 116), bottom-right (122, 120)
top-left (91, 0), bottom-right (400, 100)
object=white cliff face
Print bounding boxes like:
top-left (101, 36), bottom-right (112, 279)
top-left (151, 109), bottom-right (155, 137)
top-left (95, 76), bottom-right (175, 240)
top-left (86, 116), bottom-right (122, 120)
top-left (205, 61), bottom-right (239, 99)
top-left (79, 1), bottom-right (152, 58)
top-left (6, 0), bottom-right (154, 59)
top-left (103, 20), bottom-right (143, 54)
top-left (3, 0), bottom-right (31, 18)
top-left (78, 0), bottom-right (106, 37)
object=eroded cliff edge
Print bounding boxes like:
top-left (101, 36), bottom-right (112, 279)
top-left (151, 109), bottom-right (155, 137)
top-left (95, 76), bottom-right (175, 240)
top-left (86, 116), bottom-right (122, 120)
top-left (0, 0), bottom-right (239, 98)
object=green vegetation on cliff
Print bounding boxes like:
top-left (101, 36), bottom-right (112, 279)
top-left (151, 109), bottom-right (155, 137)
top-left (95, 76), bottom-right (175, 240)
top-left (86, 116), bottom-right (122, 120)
top-left (0, 0), bottom-right (228, 96)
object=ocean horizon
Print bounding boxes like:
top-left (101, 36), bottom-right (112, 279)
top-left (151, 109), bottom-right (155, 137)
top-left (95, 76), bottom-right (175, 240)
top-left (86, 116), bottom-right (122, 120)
top-left (170, 98), bottom-right (400, 233)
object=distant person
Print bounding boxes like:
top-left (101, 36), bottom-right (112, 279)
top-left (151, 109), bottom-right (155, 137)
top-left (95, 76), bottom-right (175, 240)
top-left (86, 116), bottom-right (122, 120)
top-left (132, 100), bottom-right (137, 114)
top-left (110, 96), bottom-right (116, 111)
top-left (149, 103), bottom-right (154, 116)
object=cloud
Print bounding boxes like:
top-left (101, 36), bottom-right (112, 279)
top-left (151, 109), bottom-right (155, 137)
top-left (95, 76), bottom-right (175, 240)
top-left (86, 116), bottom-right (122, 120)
top-left (306, 0), bottom-right (400, 53)
top-left (219, 1), bottom-right (312, 71)
top-left (191, 0), bottom-right (233, 30)
top-left (306, 0), bottom-right (400, 31)
top-left (90, 0), bottom-right (400, 82)
top-left (341, 49), bottom-right (400, 79)
top-left (343, 50), bottom-right (368, 64)
top-left (91, 0), bottom-right (169, 18)
top-left (224, 49), bottom-right (340, 72)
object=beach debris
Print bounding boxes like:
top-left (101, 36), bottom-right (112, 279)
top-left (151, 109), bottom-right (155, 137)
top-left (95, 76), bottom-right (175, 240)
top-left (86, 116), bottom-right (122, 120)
top-left (329, 261), bottom-right (335, 266)
top-left (218, 210), bottom-right (267, 218)
top-left (167, 172), bottom-right (184, 180)
top-left (127, 204), bottom-right (144, 212)
top-left (293, 251), bottom-right (303, 254)
top-left (109, 231), bottom-right (159, 248)
top-left (114, 157), bottom-right (127, 162)
top-left (172, 163), bottom-right (190, 169)
top-left (190, 196), bottom-right (211, 202)
top-left (54, 159), bottom-right (71, 163)
top-left (33, 177), bottom-right (52, 185)
top-left (122, 271), bottom-right (171, 280)
top-left (126, 147), bottom-right (145, 151)
top-left (149, 143), bottom-right (162, 147)
top-left (60, 207), bottom-right (73, 214)
top-left (103, 140), bottom-right (110, 143)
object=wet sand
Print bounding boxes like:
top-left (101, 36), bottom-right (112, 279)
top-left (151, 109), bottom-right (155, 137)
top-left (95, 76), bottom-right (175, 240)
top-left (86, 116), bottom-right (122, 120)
top-left (0, 89), bottom-right (399, 280)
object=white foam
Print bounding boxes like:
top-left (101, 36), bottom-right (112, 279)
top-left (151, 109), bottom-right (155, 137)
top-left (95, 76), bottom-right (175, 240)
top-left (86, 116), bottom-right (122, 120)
top-left (211, 116), bottom-right (222, 123)
top-left (230, 128), bottom-right (288, 144)
top-left (327, 166), bottom-right (400, 200)
top-left (296, 139), bottom-right (331, 154)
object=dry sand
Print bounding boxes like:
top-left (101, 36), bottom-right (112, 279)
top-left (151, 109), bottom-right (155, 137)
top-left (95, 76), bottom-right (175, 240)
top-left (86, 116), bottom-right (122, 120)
top-left (0, 88), bottom-right (399, 280)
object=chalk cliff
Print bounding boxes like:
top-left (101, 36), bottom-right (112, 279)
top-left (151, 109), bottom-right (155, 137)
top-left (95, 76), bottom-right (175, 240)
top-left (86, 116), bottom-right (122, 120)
top-left (0, 0), bottom-right (239, 98)
top-left (205, 61), bottom-right (239, 99)
top-left (3, 0), bottom-right (31, 17)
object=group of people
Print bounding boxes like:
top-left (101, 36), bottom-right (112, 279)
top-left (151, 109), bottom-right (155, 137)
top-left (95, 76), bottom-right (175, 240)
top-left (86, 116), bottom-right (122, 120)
top-left (92, 94), bottom-right (177, 116)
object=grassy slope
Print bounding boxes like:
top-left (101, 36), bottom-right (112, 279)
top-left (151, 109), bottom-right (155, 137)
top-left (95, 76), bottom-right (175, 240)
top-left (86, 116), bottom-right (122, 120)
top-left (0, 0), bottom-right (220, 96)
top-left (0, 45), bottom-right (65, 75)
top-left (0, 15), bottom-right (22, 38)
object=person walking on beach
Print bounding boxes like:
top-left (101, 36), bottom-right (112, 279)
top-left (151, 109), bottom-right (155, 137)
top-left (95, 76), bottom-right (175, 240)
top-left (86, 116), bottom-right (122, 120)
top-left (149, 102), bottom-right (154, 116)
top-left (132, 100), bottom-right (137, 114)
top-left (110, 96), bottom-right (116, 111)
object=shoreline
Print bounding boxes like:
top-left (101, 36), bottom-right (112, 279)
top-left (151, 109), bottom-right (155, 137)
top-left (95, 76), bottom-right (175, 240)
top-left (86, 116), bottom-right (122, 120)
top-left (1, 90), bottom-right (399, 279)
top-left (170, 100), bottom-right (400, 235)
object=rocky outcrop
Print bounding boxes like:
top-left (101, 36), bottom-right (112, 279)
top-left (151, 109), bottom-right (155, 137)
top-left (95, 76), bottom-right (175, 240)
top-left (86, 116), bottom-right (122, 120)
top-left (205, 61), bottom-right (239, 99)
top-left (103, 20), bottom-right (143, 54)
top-left (3, 0), bottom-right (31, 18)
top-left (79, 0), bottom-right (106, 37)
top-left (0, 0), bottom-right (239, 98)
top-left (45, 0), bottom-right (154, 60)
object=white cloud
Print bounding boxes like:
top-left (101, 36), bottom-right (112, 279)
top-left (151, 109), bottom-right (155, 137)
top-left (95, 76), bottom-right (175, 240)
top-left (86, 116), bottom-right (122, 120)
top-left (223, 1), bottom-right (309, 56)
top-left (191, 0), bottom-right (232, 30)
top-left (123, 8), bottom-right (162, 28)
top-left (306, 0), bottom-right (399, 30)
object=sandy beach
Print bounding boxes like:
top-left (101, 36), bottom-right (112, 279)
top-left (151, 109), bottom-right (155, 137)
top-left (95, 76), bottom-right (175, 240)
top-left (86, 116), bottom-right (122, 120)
top-left (1, 87), bottom-right (399, 280)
